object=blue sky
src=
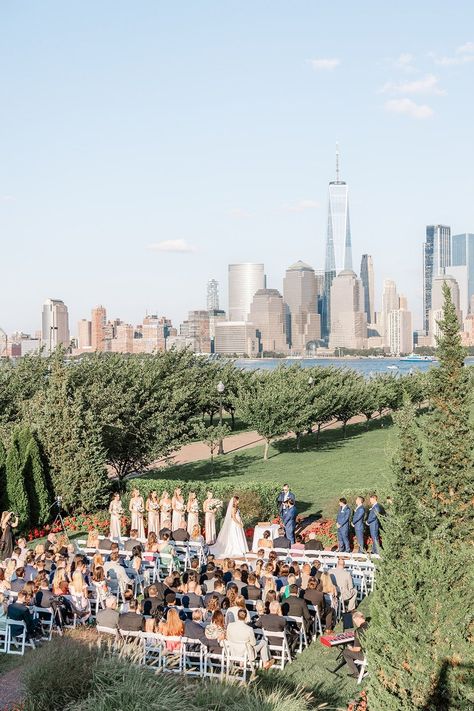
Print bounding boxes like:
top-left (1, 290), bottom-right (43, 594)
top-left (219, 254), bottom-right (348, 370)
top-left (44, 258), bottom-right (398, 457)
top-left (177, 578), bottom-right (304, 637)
top-left (1, 1), bottom-right (474, 334)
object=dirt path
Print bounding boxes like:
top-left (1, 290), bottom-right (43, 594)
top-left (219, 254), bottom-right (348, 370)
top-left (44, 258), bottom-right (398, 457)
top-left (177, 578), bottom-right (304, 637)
top-left (0, 667), bottom-right (23, 710)
top-left (148, 412), bottom-right (385, 470)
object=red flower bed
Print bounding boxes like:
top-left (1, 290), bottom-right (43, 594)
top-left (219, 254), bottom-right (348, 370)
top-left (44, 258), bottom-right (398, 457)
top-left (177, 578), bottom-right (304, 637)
top-left (26, 513), bottom-right (133, 541)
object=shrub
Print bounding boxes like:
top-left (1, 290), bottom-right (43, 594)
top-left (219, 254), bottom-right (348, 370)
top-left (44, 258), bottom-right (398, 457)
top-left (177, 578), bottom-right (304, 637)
top-left (124, 478), bottom-right (280, 525)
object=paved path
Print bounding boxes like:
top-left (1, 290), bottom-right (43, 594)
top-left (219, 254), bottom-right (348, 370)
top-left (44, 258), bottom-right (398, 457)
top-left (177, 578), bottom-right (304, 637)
top-left (149, 412), bottom-right (386, 470)
top-left (0, 667), bottom-right (23, 710)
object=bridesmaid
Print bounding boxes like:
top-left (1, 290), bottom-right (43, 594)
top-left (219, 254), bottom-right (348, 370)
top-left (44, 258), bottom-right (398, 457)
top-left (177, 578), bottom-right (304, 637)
top-left (186, 492), bottom-right (199, 536)
top-left (108, 493), bottom-right (123, 541)
top-left (159, 490), bottom-right (172, 530)
top-left (171, 488), bottom-right (185, 530)
top-left (129, 488), bottom-right (145, 540)
top-left (203, 490), bottom-right (216, 545)
top-left (146, 491), bottom-right (160, 536)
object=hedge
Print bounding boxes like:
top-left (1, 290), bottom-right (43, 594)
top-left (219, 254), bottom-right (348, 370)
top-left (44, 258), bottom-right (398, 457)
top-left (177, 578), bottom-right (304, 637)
top-left (124, 479), bottom-right (281, 526)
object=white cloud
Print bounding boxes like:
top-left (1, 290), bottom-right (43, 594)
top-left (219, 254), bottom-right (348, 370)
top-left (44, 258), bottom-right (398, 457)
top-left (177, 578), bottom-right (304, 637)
top-left (283, 199), bottom-right (321, 213)
top-left (381, 74), bottom-right (445, 96)
top-left (384, 98), bottom-right (434, 119)
top-left (309, 58), bottom-right (340, 71)
top-left (432, 41), bottom-right (474, 66)
top-left (228, 208), bottom-right (252, 219)
top-left (147, 239), bottom-right (196, 253)
top-left (394, 53), bottom-right (416, 72)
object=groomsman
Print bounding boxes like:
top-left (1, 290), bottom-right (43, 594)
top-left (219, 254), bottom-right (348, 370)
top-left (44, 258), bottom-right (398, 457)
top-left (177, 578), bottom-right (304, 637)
top-left (277, 483), bottom-right (296, 517)
top-left (336, 497), bottom-right (351, 552)
top-left (352, 496), bottom-right (366, 552)
top-left (282, 499), bottom-right (297, 544)
top-left (366, 494), bottom-right (381, 554)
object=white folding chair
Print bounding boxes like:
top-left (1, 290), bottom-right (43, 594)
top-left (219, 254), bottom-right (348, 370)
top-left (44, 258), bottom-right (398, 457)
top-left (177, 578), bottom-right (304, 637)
top-left (203, 646), bottom-right (225, 679)
top-left (96, 624), bottom-right (118, 638)
top-left (306, 604), bottom-right (323, 638)
top-left (355, 656), bottom-right (368, 683)
top-left (262, 630), bottom-right (291, 670)
top-left (284, 615), bottom-right (308, 654)
top-left (32, 606), bottom-right (54, 640)
top-left (142, 632), bottom-right (164, 667)
top-left (222, 640), bottom-right (253, 682)
top-left (160, 636), bottom-right (185, 674)
top-left (182, 637), bottom-right (205, 676)
top-left (6, 619), bottom-right (35, 655)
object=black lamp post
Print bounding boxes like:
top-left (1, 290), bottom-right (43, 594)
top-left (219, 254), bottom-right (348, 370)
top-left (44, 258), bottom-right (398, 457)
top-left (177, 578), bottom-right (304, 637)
top-left (217, 380), bottom-right (225, 455)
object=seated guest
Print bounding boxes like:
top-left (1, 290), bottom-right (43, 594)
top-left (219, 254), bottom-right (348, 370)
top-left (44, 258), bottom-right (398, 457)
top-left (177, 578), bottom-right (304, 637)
top-left (0, 592), bottom-right (7, 632)
top-left (145, 532), bottom-right (159, 555)
top-left (228, 568), bottom-right (246, 595)
top-left (24, 553), bottom-right (37, 582)
top-left (158, 607), bottom-right (184, 650)
top-left (299, 562), bottom-right (313, 591)
top-left (226, 593), bottom-right (250, 624)
top-left (255, 600), bottom-right (288, 646)
top-left (264, 589), bottom-right (277, 614)
top-left (305, 532), bottom-right (324, 551)
top-left (190, 524), bottom-right (206, 547)
top-left (257, 530), bottom-right (273, 550)
top-left (226, 608), bottom-right (274, 670)
top-left (205, 610), bottom-right (226, 653)
top-left (200, 562), bottom-right (217, 591)
top-left (98, 537), bottom-right (113, 551)
top-left (290, 535), bottom-right (305, 553)
top-left (118, 597), bottom-right (143, 632)
top-left (7, 591), bottom-right (39, 639)
top-left (277, 564), bottom-right (291, 591)
top-left (159, 520), bottom-right (172, 540)
top-left (10, 567), bottom-right (26, 592)
top-left (97, 596), bottom-right (119, 629)
top-left (311, 559), bottom-right (323, 583)
top-left (222, 559), bottom-right (235, 585)
top-left (0, 569), bottom-right (11, 593)
top-left (171, 522), bottom-right (190, 543)
top-left (343, 611), bottom-right (368, 678)
top-left (242, 573), bottom-right (261, 601)
top-left (119, 589), bottom-right (134, 614)
top-left (141, 583), bottom-right (166, 613)
top-left (87, 529), bottom-right (100, 549)
top-left (204, 579), bottom-right (225, 607)
top-left (272, 526), bottom-right (291, 550)
top-left (44, 532), bottom-right (57, 552)
top-left (302, 577), bottom-right (324, 616)
top-left (182, 580), bottom-right (204, 610)
top-left (281, 583), bottom-right (312, 635)
top-left (35, 577), bottom-right (54, 609)
top-left (124, 530), bottom-right (143, 552)
top-left (204, 593), bottom-right (221, 622)
top-left (330, 559), bottom-right (357, 612)
top-left (184, 608), bottom-right (208, 648)
top-left (280, 573), bottom-right (298, 600)
top-left (103, 551), bottom-right (133, 592)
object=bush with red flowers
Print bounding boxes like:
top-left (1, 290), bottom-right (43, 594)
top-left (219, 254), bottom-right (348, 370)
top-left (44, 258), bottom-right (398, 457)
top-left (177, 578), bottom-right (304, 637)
top-left (26, 512), bottom-right (132, 540)
top-left (347, 690), bottom-right (368, 710)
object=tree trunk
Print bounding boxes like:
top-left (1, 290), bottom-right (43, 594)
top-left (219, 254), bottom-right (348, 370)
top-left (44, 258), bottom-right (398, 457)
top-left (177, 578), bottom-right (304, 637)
top-left (296, 432), bottom-right (301, 451)
top-left (343, 420), bottom-right (347, 438)
top-left (316, 423), bottom-right (321, 446)
top-left (209, 412), bottom-right (214, 425)
top-left (230, 411), bottom-right (235, 430)
top-left (366, 416), bottom-right (370, 431)
top-left (263, 440), bottom-right (270, 460)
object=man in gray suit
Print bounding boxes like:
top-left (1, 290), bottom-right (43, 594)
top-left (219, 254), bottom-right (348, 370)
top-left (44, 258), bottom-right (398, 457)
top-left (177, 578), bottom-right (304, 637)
top-left (330, 559), bottom-right (357, 611)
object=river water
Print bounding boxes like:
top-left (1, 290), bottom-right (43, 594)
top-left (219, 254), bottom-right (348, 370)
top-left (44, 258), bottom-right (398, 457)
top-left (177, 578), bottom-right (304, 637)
top-left (234, 357), bottom-right (474, 376)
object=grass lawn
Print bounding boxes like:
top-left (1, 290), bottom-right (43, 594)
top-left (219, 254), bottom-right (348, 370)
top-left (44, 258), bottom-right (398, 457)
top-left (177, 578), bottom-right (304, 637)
top-left (145, 415), bottom-right (397, 518)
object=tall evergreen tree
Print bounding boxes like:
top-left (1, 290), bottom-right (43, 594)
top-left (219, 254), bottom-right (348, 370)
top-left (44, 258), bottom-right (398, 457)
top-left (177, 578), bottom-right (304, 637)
top-left (5, 431), bottom-right (30, 528)
top-left (22, 433), bottom-right (52, 525)
top-left (0, 440), bottom-right (7, 512)
top-left (367, 285), bottom-right (474, 710)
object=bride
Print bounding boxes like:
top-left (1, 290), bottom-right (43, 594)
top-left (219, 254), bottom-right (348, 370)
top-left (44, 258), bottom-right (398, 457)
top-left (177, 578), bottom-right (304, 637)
top-left (211, 496), bottom-right (248, 558)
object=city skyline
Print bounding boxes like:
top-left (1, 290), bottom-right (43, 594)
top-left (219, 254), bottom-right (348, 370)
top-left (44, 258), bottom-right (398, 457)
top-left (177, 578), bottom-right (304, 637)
top-left (2, 4), bottom-right (474, 334)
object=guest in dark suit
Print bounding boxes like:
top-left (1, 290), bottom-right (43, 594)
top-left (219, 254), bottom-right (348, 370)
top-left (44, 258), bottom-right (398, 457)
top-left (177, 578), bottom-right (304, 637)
top-left (7, 591), bottom-right (38, 639)
top-left (159, 522), bottom-right (172, 539)
top-left (302, 577), bottom-right (324, 616)
top-left (99, 538), bottom-right (113, 551)
top-left (272, 527), bottom-right (291, 550)
top-left (255, 600), bottom-right (288, 646)
top-left (281, 584), bottom-right (312, 636)
top-left (118, 598), bottom-right (143, 631)
top-left (352, 496), bottom-right (366, 552)
top-left (184, 609), bottom-right (208, 649)
top-left (124, 530), bottom-right (144, 552)
top-left (304, 533), bottom-right (324, 551)
top-left (242, 573), bottom-right (262, 601)
top-left (171, 524), bottom-right (190, 543)
top-left (336, 498), bottom-right (351, 553)
top-left (366, 495), bottom-right (381, 553)
top-left (141, 583), bottom-right (165, 613)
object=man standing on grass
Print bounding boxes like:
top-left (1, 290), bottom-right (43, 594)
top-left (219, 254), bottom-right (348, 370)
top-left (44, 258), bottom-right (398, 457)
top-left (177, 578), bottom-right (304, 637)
top-left (352, 496), bottom-right (366, 552)
top-left (336, 497), bottom-right (351, 552)
top-left (366, 494), bottom-right (381, 554)
top-left (277, 483), bottom-right (296, 517)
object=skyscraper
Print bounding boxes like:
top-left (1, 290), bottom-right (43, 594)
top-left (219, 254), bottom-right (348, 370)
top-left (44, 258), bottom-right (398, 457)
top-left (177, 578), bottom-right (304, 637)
top-left (206, 279), bottom-right (219, 311)
top-left (381, 279), bottom-right (399, 347)
top-left (322, 147), bottom-right (352, 339)
top-left (248, 288), bottom-right (288, 354)
top-left (360, 254), bottom-right (375, 324)
top-left (328, 271), bottom-right (367, 351)
top-left (77, 319), bottom-right (92, 350)
top-left (452, 233), bottom-right (474, 312)
top-left (228, 263), bottom-right (265, 321)
top-left (423, 225), bottom-right (451, 333)
top-left (283, 261), bottom-right (321, 354)
top-left (41, 299), bottom-right (70, 352)
top-left (91, 305), bottom-right (107, 351)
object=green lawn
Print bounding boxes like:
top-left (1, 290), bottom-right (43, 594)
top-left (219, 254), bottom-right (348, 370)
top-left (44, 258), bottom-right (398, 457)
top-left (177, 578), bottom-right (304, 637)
top-left (145, 416), bottom-right (397, 518)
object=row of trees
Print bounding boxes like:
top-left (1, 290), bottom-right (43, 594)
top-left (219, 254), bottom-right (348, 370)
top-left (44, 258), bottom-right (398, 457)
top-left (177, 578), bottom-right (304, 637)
top-left (0, 345), bottom-right (428, 524)
top-left (367, 285), bottom-right (474, 709)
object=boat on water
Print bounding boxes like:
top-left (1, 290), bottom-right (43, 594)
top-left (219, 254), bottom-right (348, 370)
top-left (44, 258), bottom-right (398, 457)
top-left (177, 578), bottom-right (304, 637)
top-left (400, 353), bottom-right (437, 362)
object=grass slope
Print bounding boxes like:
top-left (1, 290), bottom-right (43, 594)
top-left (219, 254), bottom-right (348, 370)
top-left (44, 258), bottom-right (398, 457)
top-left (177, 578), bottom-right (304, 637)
top-left (145, 416), bottom-right (397, 518)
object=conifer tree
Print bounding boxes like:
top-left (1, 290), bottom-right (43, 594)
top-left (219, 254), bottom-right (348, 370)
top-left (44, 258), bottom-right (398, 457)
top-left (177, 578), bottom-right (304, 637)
top-left (22, 433), bottom-right (52, 525)
top-left (0, 440), bottom-right (7, 512)
top-left (5, 432), bottom-right (30, 528)
top-left (367, 286), bottom-right (474, 710)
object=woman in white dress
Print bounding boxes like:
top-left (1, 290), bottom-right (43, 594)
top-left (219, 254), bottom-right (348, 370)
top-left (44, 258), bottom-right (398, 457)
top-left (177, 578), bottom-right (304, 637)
top-left (203, 490), bottom-right (216, 545)
top-left (171, 488), bottom-right (185, 530)
top-left (186, 492), bottom-right (199, 536)
top-left (159, 490), bottom-right (172, 530)
top-left (211, 496), bottom-right (248, 559)
top-left (108, 493), bottom-right (123, 540)
top-left (146, 490), bottom-right (160, 536)
top-left (129, 488), bottom-right (145, 540)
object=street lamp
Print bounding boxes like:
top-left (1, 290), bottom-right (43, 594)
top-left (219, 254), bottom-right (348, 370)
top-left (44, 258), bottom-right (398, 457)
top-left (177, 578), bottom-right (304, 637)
top-left (217, 380), bottom-right (225, 455)
top-left (308, 376), bottom-right (314, 386)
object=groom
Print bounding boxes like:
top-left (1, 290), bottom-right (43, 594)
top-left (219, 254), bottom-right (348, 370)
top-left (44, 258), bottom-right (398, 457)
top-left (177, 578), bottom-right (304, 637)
top-left (282, 499), bottom-right (297, 544)
top-left (277, 483), bottom-right (296, 517)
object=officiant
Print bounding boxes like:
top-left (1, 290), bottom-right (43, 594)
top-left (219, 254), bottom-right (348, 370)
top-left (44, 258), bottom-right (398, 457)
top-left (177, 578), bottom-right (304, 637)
top-left (277, 483), bottom-right (296, 517)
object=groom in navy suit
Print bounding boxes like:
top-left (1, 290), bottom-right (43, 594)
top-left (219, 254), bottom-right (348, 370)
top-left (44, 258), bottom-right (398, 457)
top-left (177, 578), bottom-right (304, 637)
top-left (336, 497), bottom-right (351, 552)
top-left (282, 499), bottom-right (297, 544)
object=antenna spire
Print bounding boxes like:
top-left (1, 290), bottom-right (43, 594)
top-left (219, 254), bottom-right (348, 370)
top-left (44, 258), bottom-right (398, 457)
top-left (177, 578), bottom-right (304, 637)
top-left (335, 142), bottom-right (340, 181)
